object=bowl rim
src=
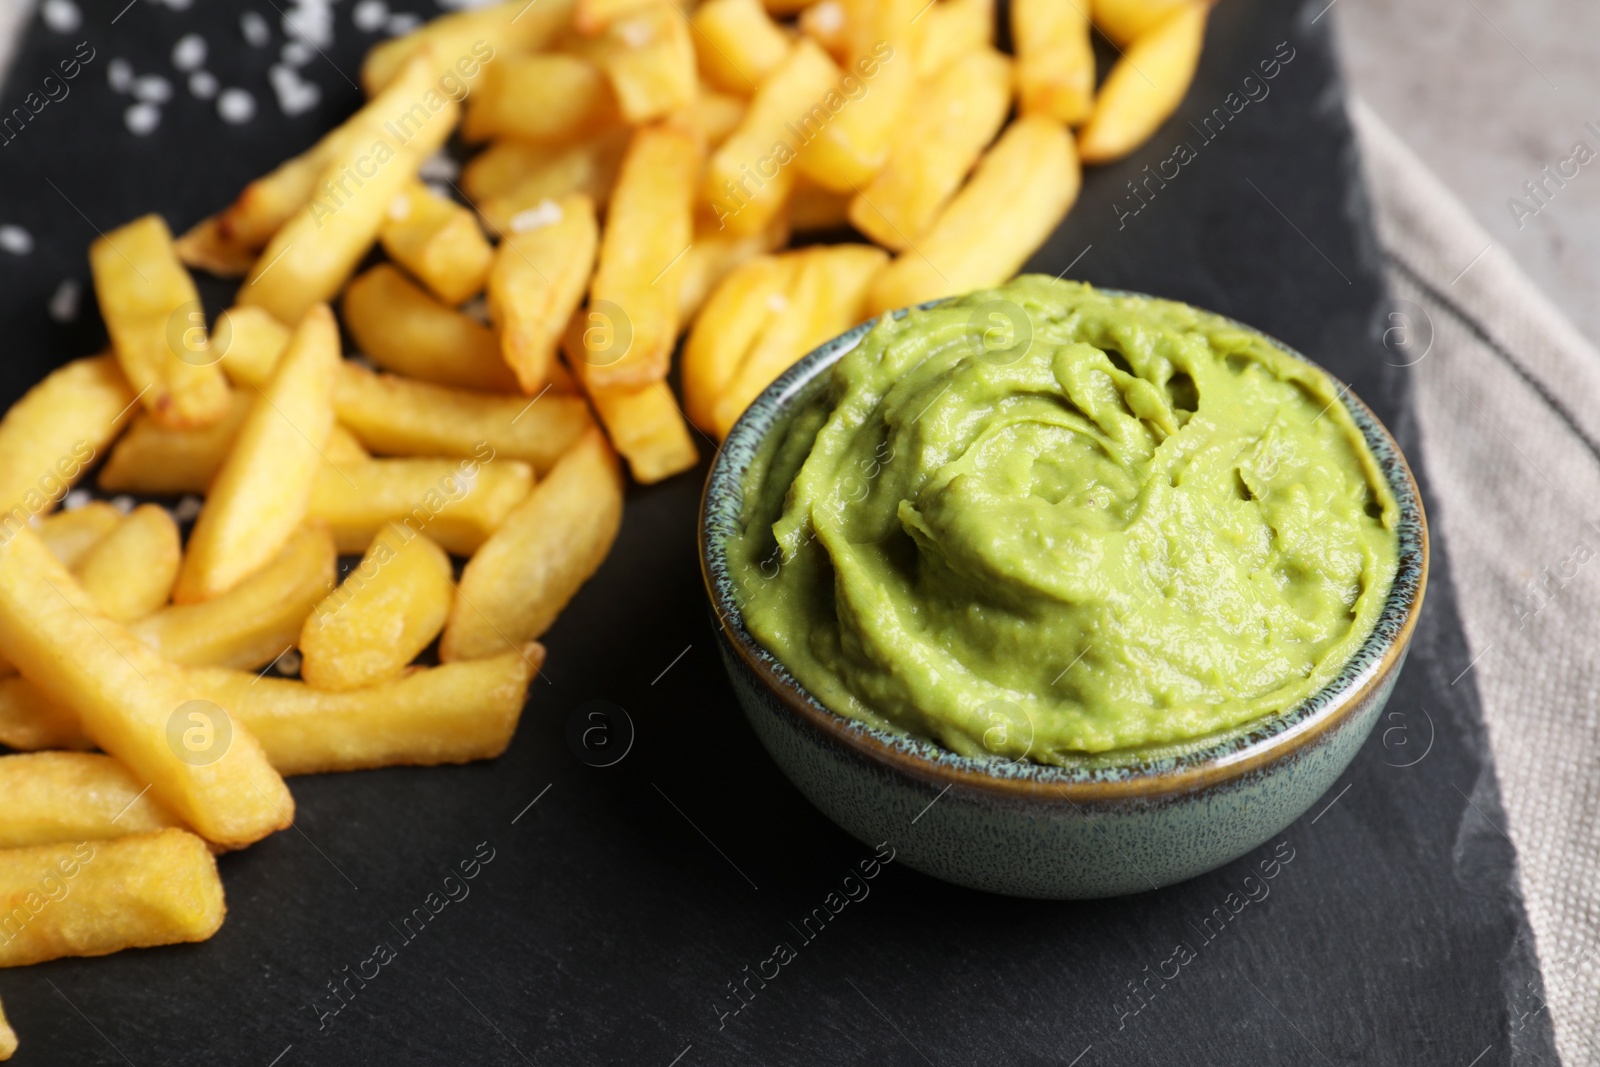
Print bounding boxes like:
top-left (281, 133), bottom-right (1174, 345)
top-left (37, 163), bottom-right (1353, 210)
top-left (699, 287), bottom-right (1430, 802)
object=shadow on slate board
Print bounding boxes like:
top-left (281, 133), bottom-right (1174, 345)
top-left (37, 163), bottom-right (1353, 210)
top-left (0, 0), bottom-right (1561, 1064)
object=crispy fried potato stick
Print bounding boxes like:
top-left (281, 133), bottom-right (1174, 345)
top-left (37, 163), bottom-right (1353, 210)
top-left (692, 0), bottom-right (792, 94)
top-left (74, 504), bottom-right (181, 623)
top-left (0, 356), bottom-right (134, 521)
top-left (1013, 0), bottom-right (1096, 126)
top-left (345, 265), bottom-right (520, 392)
top-left (309, 455), bottom-right (534, 556)
top-left (0, 752), bottom-right (185, 849)
top-left (361, 0), bottom-right (573, 95)
top-left (488, 193), bottom-right (599, 393)
top-left (379, 182), bottom-right (495, 305)
top-left (1077, 2), bottom-right (1207, 164)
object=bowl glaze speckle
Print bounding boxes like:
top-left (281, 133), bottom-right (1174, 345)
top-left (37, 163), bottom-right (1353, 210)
top-left (699, 299), bottom-right (1428, 898)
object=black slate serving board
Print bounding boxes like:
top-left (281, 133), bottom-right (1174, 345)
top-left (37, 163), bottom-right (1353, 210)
top-left (0, 1), bottom-right (1559, 1064)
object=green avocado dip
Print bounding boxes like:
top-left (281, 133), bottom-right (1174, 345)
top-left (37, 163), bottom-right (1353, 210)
top-left (726, 276), bottom-right (1400, 765)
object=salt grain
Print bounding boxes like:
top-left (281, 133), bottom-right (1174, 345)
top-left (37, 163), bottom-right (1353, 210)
top-left (509, 199), bottom-right (564, 233)
top-left (172, 33), bottom-right (207, 71)
top-left (48, 278), bottom-right (80, 323)
top-left (133, 74), bottom-right (172, 103)
top-left (108, 58), bottom-right (134, 93)
top-left (282, 39), bottom-right (315, 67)
top-left (62, 488), bottom-right (91, 512)
top-left (352, 0), bottom-right (389, 32)
top-left (766, 292), bottom-right (789, 312)
top-left (460, 296), bottom-right (491, 325)
top-left (240, 11), bottom-right (272, 47)
top-left (386, 12), bottom-right (423, 35)
top-left (217, 88), bottom-right (257, 124)
top-left (418, 151), bottom-right (460, 182)
top-left (110, 495), bottom-right (135, 515)
top-left (269, 65), bottom-right (322, 116)
top-left (159, 0), bottom-right (194, 11)
top-left (810, 0), bottom-right (844, 33)
top-left (0, 226), bottom-right (31, 256)
top-left (387, 194), bottom-right (412, 221)
top-left (172, 495), bottom-right (203, 523)
top-left (616, 16), bottom-right (654, 48)
top-left (41, 0), bottom-right (82, 33)
top-left (189, 70), bottom-right (219, 99)
top-left (125, 101), bottom-right (161, 135)
top-left (275, 648), bottom-right (302, 676)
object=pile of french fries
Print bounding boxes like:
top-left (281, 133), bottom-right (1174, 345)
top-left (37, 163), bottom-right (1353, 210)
top-left (0, 0), bottom-right (1210, 1054)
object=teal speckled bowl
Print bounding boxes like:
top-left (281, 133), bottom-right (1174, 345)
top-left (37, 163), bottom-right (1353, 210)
top-left (699, 300), bottom-right (1429, 899)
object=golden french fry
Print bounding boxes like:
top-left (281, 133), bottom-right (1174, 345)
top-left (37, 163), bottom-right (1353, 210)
top-left (0, 752), bottom-right (184, 849)
top-left (36, 502), bottom-right (124, 569)
top-left (705, 39), bottom-right (840, 236)
top-left (578, 5), bottom-right (698, 123)
top-left (1013, 0), bottom-right (1096, 125)
top-left (301, 524), bottom-right (454, 691)
top-left (239, 59), bottom-right (458, 324)
top-left (797, 0), bottom-right (849, 61)
top-left (379, 182), bottom-right (494, 305)
top-left (913, 0), bottom-right (995, 77)
top-left (683, 254), bottom-right (796, 431)
top-left (559, 315), bottom-right (697, 483)
top-left (74, 504), bottom-right (181, 623)
top-left (0, 994), bottom-right (14, 1059)
top-left (692, 0), bottom-right (792, 94)
top-left (174, 306), bottom-right (338, 603)
top-left (361, 0), bottom-right (571, 95)
top-left (0, 830), bottom-right (224, 968)
top-left (216, 305), bottom-right (292, 389)
top-left (344, 265), bottom-right (520, 392)
top-left (672, 86), bottom-right (747, 148)
top-left (336, 362), bottom-right (594, 475)
top-left (582, 125), bottom-right (700, 388)
top-left (0, 355), bottom-right (132, 532)
top-left (462, 54), bottom-right (619, 144)
top-left (310, 455), bottom-right (534, 556)
top-left (92, 215), bottom-right (232, 429)
top-left (848, 47), bottom-right (1011, 249)
top-left (489, 193), bottom-right (599, 393)
top-left (789, 178), bottom-right (851, 232)
top-left (442, 428), bottom-right (623, 660)
top-left (867, 116), bottom-right (1079, 315)
top-left (0, 676), bottom-right (91, 751)
top-left (576, 0), bottom-right (666, 34)
top-left (99, 394), bottom-right (251, 496)
top-left (134, 525), bottom-right (335, 670)
top-left (0, 529), bottom-right (293, 849)
top-left (194, 647), bottom-right (542, 775)
top-left (1091, 0), bottom-right (1193, 46)
top-left (710, 244), bottom-right (886, 436)
top-left (1078, 2), bottom-right (1207, 164)
top-left (469, 131), bottom-right (631, 233)
top-left (172, 215), bottom-right (256, 277)
top-left (677, 213), bottom-right (789, 325)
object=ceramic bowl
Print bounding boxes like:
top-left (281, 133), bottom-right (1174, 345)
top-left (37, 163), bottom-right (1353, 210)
top-left (699, 300), bottom-right (1429, 899)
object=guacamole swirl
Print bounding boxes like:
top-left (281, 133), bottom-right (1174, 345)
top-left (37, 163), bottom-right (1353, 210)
top-left (728, 277), bottom-right (1399, 765)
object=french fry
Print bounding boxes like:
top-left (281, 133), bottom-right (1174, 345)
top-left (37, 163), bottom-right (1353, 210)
top-left (1013, 0), bottom-right (1096, 126)
top-left (0, 676), bottom-right (91, 751)
top-left (336, 361), bottom-right (594, 475)
top-left (582, 125), bottom-right (700, 388)
top-left (174, 305), bottom-right (339, 603)
top-left (345, 265), bottom-right (520, 392)
top-left (577, 5), bottom-right (698, 123)
top-left (36, 502), bottom-right (124, 569)
top-left (1091, 0), bottom-right (1194, 47)
top-left (1078, 2), bottom-right (1207, 164)
top-left (673, 86), bottom-right (747, 148)
top-left (0, 830), bottom-right (224, 968)
top-left (789, 178), bottom-right (851, 232)
top-left (677, 213), bottom-right (790, 325)
top-left (848, 48), bottom-right (1011, 249)
top-left (133, 525), bottom-right (335, 670)
top-left (488, 193), bottom-right (599, 393)
top-left (99, 395), bottom-right (251, 496)
top-left (913, 0), bottom-right (995, 77)
top-left (301, 524), bottom-right (454, 691)
top-left (0, 752), bottom-right (184, 849)
top-left (705, 39), bottom-right (840, 237)
top-left (172, 215), bottom-right (256, 277)
top-left (461, 54), bottom-right (620, 144)
top-left (309, 456), bottom-right (534, 556)
top-left (710, 244), bottom-right (886, 436)
top-left (0, 529), bottom-right (293, 849)
top-left (0, 355), bottom-right (133, 525)
top-left (683, 254), bottom-right (796, 432)
top-left (576, 0), bottom-right (666, 34)
top-left (692, 0), bottom-right (792, 94)
top-left (442, 428), bottom-right (623, 660)
top-left (75, 504), bottom-right (181, 623)
top-left (379, 182), bottom-right (495, 305)
top-left (216, 305), bottom-right (292, 389)
top-left (91, 215), bottom-right (232, 429)
top-left (867, 116), bottom-right (1079, 315)
top-left (193, 647), bottom-right (543, 775)
top-left (0, 995), bottom-right (14, 1060)
top-left (468, 131), bottom-right (631, 233)
top-left (792, 0), bottom-right (918, 192)
top-left (560, 315), bottom-right (697, 483)
top-left (762, 0), bottom-right (814, 15)
top-left (798, 0), bottom-right (849, 61)
top-left (361, 0), bottom-right (573, 95)
top-left (239, 58), bottom-right (458, 324)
